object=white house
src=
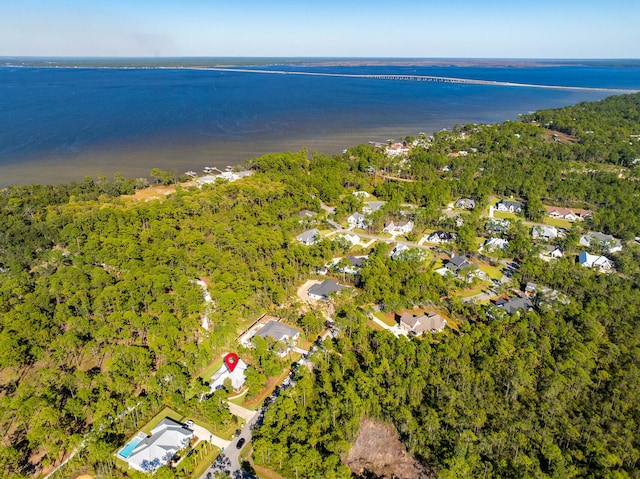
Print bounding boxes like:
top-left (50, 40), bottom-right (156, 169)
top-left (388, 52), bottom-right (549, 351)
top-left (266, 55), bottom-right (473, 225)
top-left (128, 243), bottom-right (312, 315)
top-left (427, 231), bottom-right (456, 243)
top-left (121, 418), bottom-right (193, 472)
top-left (482, 237), bottom-right (509, 251)
top-left (540, 245), bottom-right (564, 261)
top-left (252, 320), bottom-right (301, 356)
top-left (532, 225), bottom-right (558, 241)
top-left (496, 199), bottom-right (523, 213)
top-left (338, 233), bottom-right (360, 247)
top-left (578, 252), bottom-right (614, 271)
top-left (455, 198), bottom-right (476, 210)
top-left (352, 191), bottom-right (371, 198)
top-left (210, 353), bottom-right (248, 392)
top-left (579, 232), bottom-right (622, 253)
top-left (347, 212), bottom-right (368, 229)
top-left (391, 244), bottom-right (409, 259)
top-left (385, 142), bottom-right (410, 157)
top-left (296, 228), bottom-right (319, 246)
top-left (308, 280), bottom-right (349, 300)
top-left (362, 201), bottom-right (386, 214)
top-left (383, 220), bottom-right (414, 235)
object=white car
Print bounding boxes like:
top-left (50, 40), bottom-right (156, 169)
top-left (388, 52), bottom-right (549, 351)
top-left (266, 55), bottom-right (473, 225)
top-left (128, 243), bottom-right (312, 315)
top-left (184, 420), bottom-right (194, 428)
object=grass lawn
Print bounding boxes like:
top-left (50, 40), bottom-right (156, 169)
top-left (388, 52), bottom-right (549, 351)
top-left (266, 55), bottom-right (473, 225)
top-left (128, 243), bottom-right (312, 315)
top-left (198, 356), bottom-right (225, 382)
top-left (177, 441), bottom-right (221, 478)
top-left (543, 216), bottom-right (573, 229)
top-left (493, 210), bottom-right (518, 220)
top-left (373, 311), bottom-right (397, 327)
top-left (367, 319), bottom-right (385, 331)
top-left (457, 283), bottom-right (489, 298)
top-left (242, 445), bottom-right (286, 479)
top-left (478, 262), bottom-right (504, 280)
top-left (141, 406), bottom-right (184, 435)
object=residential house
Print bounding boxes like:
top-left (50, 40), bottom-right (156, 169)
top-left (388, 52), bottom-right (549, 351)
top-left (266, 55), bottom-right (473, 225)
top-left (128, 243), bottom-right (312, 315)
top-left (297, 209), bottom-right (317, 219)
top-left (296, 228), bottom-right (320, 246)
top-left (122, 418), bottom-right (193, 472)
top-left (337, 233), bottom-right (360, 247)
top-left (532, 225), bottom-right (558, 241)
top-left (391, 244), bottom-right (409, 259)
top-left (427, 231), bottom-right (457, 243)
top-left (210, 353), bottom-right (248, 392)
top-left (578, 252), bottom-right (614, 271)
top-left (334, 256), bottom-right (367, 274)
top-left (539, 245), bottom-right (564, 261)
top-left (218, 170), bottom-right (254, 182)
top-left (545, 206), bottom-right (593, 221)
top-left (352, 191), bottom-right (371, 198)
top-left (399, 312), bottom-right (447, 335)
top-left (485, 219), bottom-right (509, 234)
top-left (579, 232), bottom-right (622, 253)
top-left (308, 280), bottom-right (349, 301)
top-left (385, 142), bottom-right (410, 157)
top-left (383, 220), bottom-right (414, 234)
top-left (496, 199), bottom-right (523, 213)
top-left (494, 297), bottom-right (534, 315)
top-left (455, 198), bottom-right (476, 210)
top-left (196, 175), bottom-right (219, 187)
top-left (445, 255), bottom-right (472, 273)
top-left (253, 320), bottom-right (301, 356)
top-left (482, 237), bottom-right (509, 252)
top-left (347, 212), bottom-right (368, 229)
top-left (362, 201), bottom-right (386, 214)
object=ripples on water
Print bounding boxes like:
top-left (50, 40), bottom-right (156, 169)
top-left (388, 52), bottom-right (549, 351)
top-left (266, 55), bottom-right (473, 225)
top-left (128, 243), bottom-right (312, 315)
top-left (1, 59), bottom-right (639, 186)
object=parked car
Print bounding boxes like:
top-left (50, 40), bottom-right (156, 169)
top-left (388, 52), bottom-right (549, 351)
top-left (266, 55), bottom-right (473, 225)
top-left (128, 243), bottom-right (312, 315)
top-left (236, 438), bottom-right (246, 449)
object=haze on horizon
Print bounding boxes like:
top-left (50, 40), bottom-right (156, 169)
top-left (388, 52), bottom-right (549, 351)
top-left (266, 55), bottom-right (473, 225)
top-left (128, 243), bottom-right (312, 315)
top-left (1, 0), bottom-right (638, 59)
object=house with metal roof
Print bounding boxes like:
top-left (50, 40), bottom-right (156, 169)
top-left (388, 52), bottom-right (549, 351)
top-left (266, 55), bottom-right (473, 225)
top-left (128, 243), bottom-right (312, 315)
top-left (122, 418), bottom-right (193, 472)
top-left (308, 280), bottom-right (349, 300)
top-left (296, 228), bottom-right (320, 246)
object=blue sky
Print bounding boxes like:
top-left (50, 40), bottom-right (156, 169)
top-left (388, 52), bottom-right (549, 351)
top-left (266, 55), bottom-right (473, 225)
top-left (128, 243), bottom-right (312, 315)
top-left (1, 0), bottom-right (638, 58)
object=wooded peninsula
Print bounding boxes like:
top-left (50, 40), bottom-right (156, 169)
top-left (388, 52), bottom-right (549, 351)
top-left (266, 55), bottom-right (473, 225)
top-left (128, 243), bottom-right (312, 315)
top-left (1, 93), bottom-right (640, 479)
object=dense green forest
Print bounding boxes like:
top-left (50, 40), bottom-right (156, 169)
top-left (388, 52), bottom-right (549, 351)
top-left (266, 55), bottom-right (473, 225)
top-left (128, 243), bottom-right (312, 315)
top-left (0, 93), bottom-right (639, 478)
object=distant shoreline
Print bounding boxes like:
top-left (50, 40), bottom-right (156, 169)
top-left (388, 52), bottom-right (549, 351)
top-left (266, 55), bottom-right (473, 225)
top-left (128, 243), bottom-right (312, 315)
top-left (3, 57), bottom-right (640, 69)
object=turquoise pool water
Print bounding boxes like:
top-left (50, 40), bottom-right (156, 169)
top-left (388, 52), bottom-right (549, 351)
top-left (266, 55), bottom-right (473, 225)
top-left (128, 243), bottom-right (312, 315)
top-left (118, 437), bottom-right (143, 459)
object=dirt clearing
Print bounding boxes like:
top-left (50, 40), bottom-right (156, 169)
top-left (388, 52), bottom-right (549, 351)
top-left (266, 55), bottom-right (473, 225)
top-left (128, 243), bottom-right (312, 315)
top-left (345, 417), bottom-right (431, 479)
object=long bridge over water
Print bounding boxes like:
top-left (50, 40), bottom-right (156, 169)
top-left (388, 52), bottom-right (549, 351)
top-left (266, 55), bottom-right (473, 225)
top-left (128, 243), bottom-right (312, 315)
top-left (200, 67), bottom-right (639, 93)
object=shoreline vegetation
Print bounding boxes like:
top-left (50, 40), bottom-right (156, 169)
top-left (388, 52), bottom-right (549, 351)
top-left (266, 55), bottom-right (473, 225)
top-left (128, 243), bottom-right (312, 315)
top-left (0, 91), bottom-right (639, 479)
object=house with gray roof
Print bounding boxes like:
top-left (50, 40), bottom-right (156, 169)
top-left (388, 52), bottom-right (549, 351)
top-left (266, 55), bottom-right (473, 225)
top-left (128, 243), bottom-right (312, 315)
top-left (308, 280), bottom-right (349, 300)
top-left (455, 198), bottom-right (476, 210)
top-left (347, 212), bottom-right (368, 229)
top-left (297, 209), bottom-right (317, 219)
top-left (445, 255), bottom-right (472, 273)
top-left (254, 320), bottom-right (301, 344)
top-left (494, 297), bottom-right (534, 315)
top-left (496, 199), bottom-right (523, 213)
top-left (362, 201), bottom-right (386, 214)
top-left (427, 231), bottom-right (457, 243)
top-left (579, 232), bottom-right (622, 253)
top-left (296, 228), bottom-right (319, 246)
top-left (121, 418), bottom-right (193, 472)
top-left (532, 225), bottom-right (558, 241)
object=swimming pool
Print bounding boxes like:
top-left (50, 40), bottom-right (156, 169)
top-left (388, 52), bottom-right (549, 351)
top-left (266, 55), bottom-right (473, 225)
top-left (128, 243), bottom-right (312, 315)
top-left (118, 437), bottom-right (143, 459)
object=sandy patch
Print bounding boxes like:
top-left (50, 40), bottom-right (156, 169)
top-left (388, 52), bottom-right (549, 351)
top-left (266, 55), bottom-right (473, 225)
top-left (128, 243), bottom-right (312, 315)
top-left (297, 280), bottom-right (322, 302)
top-left (345, 417), bottom-right (431, 479)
